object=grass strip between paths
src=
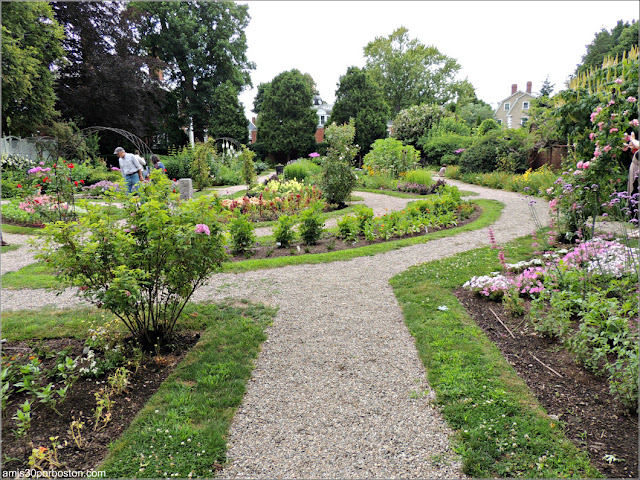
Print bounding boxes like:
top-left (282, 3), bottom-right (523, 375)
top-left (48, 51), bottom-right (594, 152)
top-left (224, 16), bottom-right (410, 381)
top-left (389, 237), bottom-right (602, 479)
top-left (1, 200), bottom-right (501, 287)
top-left (97, 300), bottom-right (275, 478)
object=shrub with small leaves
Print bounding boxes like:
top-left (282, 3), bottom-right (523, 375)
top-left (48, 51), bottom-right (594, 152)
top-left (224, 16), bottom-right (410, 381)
top-left (298, 207), bottom-right (324, 245)
top-left (229, 213), bottom-right (257, 256)
top-left (274, 214), bottom-right (297, 248)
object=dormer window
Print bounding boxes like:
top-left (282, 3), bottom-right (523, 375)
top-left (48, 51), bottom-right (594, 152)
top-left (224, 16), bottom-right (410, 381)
top-left (504, 102), bottom-right (510, 111)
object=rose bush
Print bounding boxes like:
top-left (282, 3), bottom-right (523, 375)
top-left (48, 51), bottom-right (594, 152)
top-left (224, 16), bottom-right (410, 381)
top-left (37, 170), bottom-right (227, 347)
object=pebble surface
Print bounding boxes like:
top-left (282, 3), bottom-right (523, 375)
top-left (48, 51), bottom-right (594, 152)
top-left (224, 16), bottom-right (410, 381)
top-left (1, 179), bottom-right (550, 479)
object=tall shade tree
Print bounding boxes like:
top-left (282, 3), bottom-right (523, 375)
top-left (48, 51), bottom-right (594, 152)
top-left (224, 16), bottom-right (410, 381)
top-left (257, 69), bottom-right (318, 163)
top-left (364, 26), bottom-right (463, 114)
top-left (1, 1), bottom-right (65, 135)
top-left (331, 66), bottom-right (390, 157)
top-left (208, 81), bottom-right (249, 143)
top-left (575, 20), bottom-right (638, 76)
top-left (128, 1), bottom-right (255, 141)
top-left (52, 1), bottom-right (166, 142)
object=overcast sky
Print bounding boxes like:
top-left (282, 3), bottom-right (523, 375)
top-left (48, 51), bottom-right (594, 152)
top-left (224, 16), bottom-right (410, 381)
top-left (237, 0), bottom-right (637, 119)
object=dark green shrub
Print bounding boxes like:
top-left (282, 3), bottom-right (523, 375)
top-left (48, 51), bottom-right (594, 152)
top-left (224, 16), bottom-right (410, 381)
top-left (228, 213), bottom-right (256, 256)
top-left (298, 207), bottom-right (324, 245)
top-left (162, 155), bottom-right (191, 180)
top-left (418, 133), bottom-right (473, 166)
top-left (459, 129), bottom-right (532, 174)
top-left (274, 214), bottom-right (297, 248)
top-left (477, 118), bottom-right (501, 136)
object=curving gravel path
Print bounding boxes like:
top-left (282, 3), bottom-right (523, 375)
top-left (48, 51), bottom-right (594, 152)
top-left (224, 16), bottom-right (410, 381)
top-left (1, 179), bottom-right (549, 479)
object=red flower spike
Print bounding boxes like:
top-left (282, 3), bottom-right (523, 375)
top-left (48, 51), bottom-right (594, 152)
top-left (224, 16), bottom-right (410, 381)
top-left (17, 184), bottom-right (22, 188)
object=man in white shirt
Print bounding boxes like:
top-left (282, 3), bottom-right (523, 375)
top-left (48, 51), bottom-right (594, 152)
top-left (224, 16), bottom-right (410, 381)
top-left (114, 147), bottom-right (144, 193)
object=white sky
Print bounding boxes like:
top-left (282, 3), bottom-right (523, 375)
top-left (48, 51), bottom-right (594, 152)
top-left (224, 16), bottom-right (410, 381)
top-left (237, 0), bottom-right (638, 119)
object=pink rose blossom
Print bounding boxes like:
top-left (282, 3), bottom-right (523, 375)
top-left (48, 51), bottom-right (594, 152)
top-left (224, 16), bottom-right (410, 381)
top-left (582, 161), bottom-right (590, 169)
top-left (603, 145), bottom-right (612, 153)
top-left (609, 128), bottom-right (619, 133)
top-left (593, 148), bottom-right (601, 157)
top-left (627, 96), bottom-right (637, 103)
top-left (615, 78), bottom-right (623, 84)
top-left (195, 223), bottom-right (210, 235)
top-left (576, 161), bottom-right (583, 169)
top-left (630, 119), bottom-right (639, 127)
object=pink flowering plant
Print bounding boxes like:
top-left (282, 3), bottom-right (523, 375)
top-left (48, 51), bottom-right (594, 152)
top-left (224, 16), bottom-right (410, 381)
top-left (464, 229), bottom-right (639, 409)
top-left (37, 170), bottom-right (227, 347)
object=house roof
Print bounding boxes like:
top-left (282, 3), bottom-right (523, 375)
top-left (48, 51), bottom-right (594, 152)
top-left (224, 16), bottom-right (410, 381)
top-left (495, 91), bottom-right (535, 115)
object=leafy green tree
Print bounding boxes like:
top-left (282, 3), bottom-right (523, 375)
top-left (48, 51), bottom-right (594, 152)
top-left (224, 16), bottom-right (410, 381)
top-left (539, 75), bottom-right (555, 98)
top-left (363, 137), bottom-right (420, 176)
top-left (392, 103), bottom-right (446, 148)
top-left (252, 82), bottom-right (271, 115)
top-left (129, 1), bottom-right (255, 140)
top-left (457, 101), bottom-right (495, 129)
top-left (257, 69), bottom-right (318, 163)
top-left (1, 2), bottom-right (65, 135)
top-left (331, 66), bottom-right (390, 157)
top-left (364, 27), bottom-right (462, 114)
top-left (52, 1), bottom-right (167, 144)
top-left (208, 81), bottom-right (248, 143)
top-left (575, 20), bottom-right (638, 76)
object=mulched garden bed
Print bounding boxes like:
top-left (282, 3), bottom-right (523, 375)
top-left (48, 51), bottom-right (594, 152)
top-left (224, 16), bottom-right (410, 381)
top-left (1, 332), bottom-right (200, 474)
top-left (455, 288), bottom-right (638, 478)
top-left (226, 206), bottom-right (481, 262)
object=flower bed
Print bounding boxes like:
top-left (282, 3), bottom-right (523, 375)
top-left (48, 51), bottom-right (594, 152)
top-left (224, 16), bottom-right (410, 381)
top-left (464, 234), bottom-right (639, 410)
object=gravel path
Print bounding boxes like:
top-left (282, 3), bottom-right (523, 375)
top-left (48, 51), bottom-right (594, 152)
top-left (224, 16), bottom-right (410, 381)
top-left (1, 179), bottom-right (549, 478)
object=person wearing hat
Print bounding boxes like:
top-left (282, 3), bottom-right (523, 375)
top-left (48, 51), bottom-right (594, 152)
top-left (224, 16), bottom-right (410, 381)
top-left (114, 147), bottom-right (144, 193)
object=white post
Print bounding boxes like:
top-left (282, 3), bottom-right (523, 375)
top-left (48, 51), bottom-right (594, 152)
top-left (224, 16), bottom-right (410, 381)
top-left (188, 117), bottom-right (195, 148)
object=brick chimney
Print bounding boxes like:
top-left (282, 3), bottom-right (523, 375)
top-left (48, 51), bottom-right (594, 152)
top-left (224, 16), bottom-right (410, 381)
top-left (511, 84), bottom-right (517, 95)
top-left (526, 81), bottom-right (532, 94)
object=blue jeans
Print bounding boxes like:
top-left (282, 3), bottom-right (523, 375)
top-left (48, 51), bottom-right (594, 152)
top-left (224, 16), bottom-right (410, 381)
top-left (124, 173), bottom-right (140, 193)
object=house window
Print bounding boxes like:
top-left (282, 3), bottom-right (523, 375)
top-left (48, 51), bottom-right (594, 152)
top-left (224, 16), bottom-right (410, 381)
top-left (504, 102), bottom-right (510, 111)
top-left (496, 119), bottom-right (502, 125)
top-left (320, 115), bottom-right (325, 125)
top-left (521, 117), bottom-right (528, 127)
top-left (522, 101), bottom-right (529, 110)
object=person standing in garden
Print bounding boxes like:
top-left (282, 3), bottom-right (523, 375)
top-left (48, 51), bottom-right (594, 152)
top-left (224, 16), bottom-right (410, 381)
top-left (114, 147), bottom-right (144, 193)
top-left (625, 132), bottom-right (639, 221)
top-left (150, 154), bottom-right (166, 173)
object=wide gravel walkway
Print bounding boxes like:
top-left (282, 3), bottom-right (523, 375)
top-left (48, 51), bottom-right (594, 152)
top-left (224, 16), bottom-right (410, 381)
top-left (1, 179), bottom-right (549, 479)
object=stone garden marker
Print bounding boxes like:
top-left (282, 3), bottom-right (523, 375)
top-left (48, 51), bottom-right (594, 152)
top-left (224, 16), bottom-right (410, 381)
top-left (177, 178), bottom-right (194, 200)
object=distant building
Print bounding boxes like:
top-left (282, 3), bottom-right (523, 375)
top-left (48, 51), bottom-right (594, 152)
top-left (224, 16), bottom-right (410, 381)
top-left (494, 81), bottom-right (535, 129)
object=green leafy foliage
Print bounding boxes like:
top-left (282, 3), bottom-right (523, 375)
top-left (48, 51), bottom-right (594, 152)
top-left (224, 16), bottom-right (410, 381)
top-left (273, 214), bottom-right (297, 248)
top-left (256, 69), bottom-right (318, 163)
top-left (330, 66), bottom-right (390, 156)
top-left (1, 1), bottom-right (65, 135)
top-left (228, 213), bottom-right (256, 256)
top-left (363, 27), bottom-right (462, 114)
top-left (363, 137), bottom-right (420, 176)
top-left (283, 159), bottom-right (322, 183)
top-left (459, 129), bottom-right (532, 174)
top-left (298, 207), bottom-right (325, 245)
top-left (320, 121), bottom-right (359, 205)
top-left (37, 171), bottom-right (228, 347)
top-left (391, 103), bottom-right (446, 147)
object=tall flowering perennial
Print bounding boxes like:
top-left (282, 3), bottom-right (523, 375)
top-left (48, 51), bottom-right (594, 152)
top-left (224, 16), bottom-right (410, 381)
top-left (550, 81), bottom-right (639, 240)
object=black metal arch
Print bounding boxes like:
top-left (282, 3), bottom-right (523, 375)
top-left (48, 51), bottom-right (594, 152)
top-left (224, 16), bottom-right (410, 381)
top-left (59, 126), bottom-right (153, 162)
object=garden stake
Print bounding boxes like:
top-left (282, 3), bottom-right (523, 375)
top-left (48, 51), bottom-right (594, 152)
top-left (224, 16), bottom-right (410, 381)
top-left (531, 353), bottom-right (563, 378)
top-left (488, 307), bottom-right (515, 338)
